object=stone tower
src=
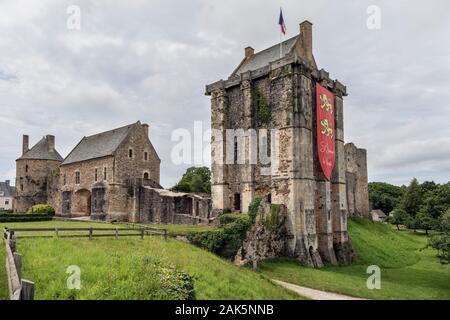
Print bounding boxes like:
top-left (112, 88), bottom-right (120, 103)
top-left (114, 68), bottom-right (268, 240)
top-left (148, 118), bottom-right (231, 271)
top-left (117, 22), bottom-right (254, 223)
top-left (206, 21), bottom-right (358, 267)
top-left (15, 135), bottom-right (63, 212)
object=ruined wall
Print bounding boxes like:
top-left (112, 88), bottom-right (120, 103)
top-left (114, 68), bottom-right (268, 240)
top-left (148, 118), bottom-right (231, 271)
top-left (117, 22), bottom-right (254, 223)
top-left (15, 159), bottom-right (61, 212)
top-left (345, 143), bottom-right (370, 219)
top-left (138, 187), bottom-right (212, 225)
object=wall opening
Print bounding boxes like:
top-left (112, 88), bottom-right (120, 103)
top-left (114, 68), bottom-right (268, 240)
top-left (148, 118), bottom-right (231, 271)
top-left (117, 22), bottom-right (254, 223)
top-left (234, 193), bottom-right (241, 211)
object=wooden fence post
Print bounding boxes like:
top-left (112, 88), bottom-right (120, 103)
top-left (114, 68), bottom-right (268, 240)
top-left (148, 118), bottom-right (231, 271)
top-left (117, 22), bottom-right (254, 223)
top-left (55, 228), bottom-right (59, 238)
top-left (164, 229), bottom-right (168, 240)
top-left (141, 228), bottom-right (144, 240)
top-left (10, 232), bottom-right (16, 253)
top-left (115, 228), bottom-right (119, 239)
top-left (89, 227), bottom-right (93, 240)
top-left (20, 280), bottom-right (35, 300)
top-left (13, 252), bottom-right (22, 279)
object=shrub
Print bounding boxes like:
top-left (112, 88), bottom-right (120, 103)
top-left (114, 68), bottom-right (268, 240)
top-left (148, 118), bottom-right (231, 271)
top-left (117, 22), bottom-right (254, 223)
top-left (27, 204), bottom-right (55, 215)
top-left (0, 212), bottom-right (54, 222)
top-left (188, 213), bottom-right (252, 259)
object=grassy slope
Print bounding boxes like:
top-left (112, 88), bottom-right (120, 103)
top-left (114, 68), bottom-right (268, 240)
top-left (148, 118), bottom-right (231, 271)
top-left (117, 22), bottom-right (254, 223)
top-left (0, 220), bottom-right (301, 300)
top-left (259, 218), bottom-right (450, 300)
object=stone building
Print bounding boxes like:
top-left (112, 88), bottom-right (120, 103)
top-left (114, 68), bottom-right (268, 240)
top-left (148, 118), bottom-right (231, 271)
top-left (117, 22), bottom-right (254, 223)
top-left (53, 121), bottom-right (161, 221)
top-left (206, 21), bottom-right (369, 266)
top-left (14, 121), bottom-right (212, 223)
top-left (0, 180), bottom-right (15, 211)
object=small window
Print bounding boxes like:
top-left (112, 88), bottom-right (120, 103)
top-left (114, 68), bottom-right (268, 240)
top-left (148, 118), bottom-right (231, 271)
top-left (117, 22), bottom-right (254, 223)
top-left (5, 199), bottom-right (9, 205)
top-left (103, 167), bottom-right (107, 181)
top-left (75, 172), bottom-right (81, 184)
top-left (94, 168), bottom-right (98, 182)
top-left (234, 193), bottom-right (241, 211)
top-left (20, 184), bottom-right (24, 191)
top-left (144, 152), bottom-right (148, 161)
top-left (129, 149), bottom-right (133, 158)
top-left (25, 165), bottom-right (29, 173)
top-left (143, 172), bottom-right (149, 180)
top-left (63, 174), bottom-right (67, 185)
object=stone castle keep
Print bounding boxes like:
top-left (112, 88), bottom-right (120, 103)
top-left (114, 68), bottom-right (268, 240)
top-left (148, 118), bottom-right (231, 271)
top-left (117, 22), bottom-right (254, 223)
top-left (12, 20), bottom-right (369, 267)
top-left (205, 21), bottom-right (369, 266)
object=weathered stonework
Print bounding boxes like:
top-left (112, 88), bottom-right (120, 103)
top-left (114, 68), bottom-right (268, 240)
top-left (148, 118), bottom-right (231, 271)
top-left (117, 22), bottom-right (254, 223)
top-left (345, 143), bottom-right (370, 219)
top-left (235, 200), bottom-right (292, 266)
top-left (206, 21), bottom-right (365, 267)
top-left (15, 122), bottom-right (214, 225)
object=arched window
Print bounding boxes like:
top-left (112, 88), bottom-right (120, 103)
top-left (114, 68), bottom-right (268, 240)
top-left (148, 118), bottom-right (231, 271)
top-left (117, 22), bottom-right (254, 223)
top-left (143, 172), bottom-right (149, 180)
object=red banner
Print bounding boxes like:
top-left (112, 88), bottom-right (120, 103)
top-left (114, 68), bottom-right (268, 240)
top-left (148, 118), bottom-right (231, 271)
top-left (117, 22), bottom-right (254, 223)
top-left (316, 83), bottom-right (335, 180)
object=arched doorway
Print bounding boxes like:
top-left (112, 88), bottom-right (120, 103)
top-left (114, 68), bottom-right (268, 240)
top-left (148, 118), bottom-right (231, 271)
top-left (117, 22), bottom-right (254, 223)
top-left (73, 189), bottom-right (91, 216)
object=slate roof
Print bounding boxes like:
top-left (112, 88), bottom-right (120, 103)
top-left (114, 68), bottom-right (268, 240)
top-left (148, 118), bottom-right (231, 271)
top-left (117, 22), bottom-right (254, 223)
top-left (17, 137), bottom-right (64, 161)
top-left (0, 182), bottom-right (15, 197)
top-left (62, 123), bottom-right (136, 165)
top-left (232, 36), bottom-right (298, 76)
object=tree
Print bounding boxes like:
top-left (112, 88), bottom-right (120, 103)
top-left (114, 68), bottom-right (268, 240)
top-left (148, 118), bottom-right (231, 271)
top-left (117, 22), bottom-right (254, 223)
top-left (400, 178), bottom-right (423, 217)
top-left (172, 167), bottom-right (211, 194)
top-left (416, 210), bottom-right (436, 235)
top-left (368, 182), bottom-right (404, 214)
top-left (388, 208), bottom-right (408, 230)
top-left (427, 209), bottom-right (450, 264)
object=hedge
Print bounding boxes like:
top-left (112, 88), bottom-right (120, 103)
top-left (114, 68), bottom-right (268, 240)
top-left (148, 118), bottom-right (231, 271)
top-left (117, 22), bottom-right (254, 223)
top-left (0, 212), bottom-right (54, 223)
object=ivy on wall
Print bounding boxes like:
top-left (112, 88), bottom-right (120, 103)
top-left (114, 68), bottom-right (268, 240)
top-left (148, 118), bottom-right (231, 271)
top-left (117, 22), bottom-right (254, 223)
top-left (252, 87), bottom-right (271, 125)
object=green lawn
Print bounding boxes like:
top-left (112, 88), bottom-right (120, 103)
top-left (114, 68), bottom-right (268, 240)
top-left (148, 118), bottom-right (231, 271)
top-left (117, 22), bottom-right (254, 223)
top-left (259, 218), bottom-right (450, 300)
top-left (0, 220), bottom-right (301, 300)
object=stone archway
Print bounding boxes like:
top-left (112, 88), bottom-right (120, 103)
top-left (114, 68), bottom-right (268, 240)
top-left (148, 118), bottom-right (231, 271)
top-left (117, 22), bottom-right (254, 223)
top-left (73, 189), bottom-right (91, 216)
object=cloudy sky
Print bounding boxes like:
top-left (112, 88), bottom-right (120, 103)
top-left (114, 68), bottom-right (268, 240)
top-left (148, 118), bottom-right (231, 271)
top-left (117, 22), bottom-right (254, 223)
top-left (0, 0), bottom-right (449, 187)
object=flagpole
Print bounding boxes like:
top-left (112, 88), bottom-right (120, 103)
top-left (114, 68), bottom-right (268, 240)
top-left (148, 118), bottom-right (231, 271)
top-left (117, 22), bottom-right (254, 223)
top-left (280, 28), bottom-right (282, 59)
top-left (279, 7), bottom-right (283, 59)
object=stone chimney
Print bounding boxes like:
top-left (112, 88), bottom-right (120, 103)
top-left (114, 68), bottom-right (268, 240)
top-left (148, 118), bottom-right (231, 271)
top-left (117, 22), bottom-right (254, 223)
top-left (46, 135), bottom-right (55, 152)
top-left (142, 123), bottom-right (149, 136)
top-left (22, 135), bottom-right (29, 156)
top-left (298, 21), bottom-right (317, 68)
top-left (244, 46), bottom-right (254, 59)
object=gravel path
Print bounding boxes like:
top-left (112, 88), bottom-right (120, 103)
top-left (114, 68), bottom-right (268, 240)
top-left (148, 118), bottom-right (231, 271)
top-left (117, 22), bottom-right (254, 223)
top-left (272, 279), bottom-right (367, 300)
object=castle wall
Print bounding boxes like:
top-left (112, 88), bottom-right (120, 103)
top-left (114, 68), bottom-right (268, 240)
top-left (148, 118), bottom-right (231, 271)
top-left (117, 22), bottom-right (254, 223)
top-left (207, 56), bottom-right (359, 266)
top-left (345, 143), bottom-right (370, 219)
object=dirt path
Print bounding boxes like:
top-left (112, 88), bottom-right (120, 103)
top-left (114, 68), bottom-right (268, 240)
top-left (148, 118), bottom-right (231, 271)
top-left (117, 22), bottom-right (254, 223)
top-left (272, 279), bottom-right (367, 300)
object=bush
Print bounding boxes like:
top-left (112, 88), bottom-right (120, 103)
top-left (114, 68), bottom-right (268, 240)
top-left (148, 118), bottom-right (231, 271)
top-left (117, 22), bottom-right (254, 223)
top-left (188, 213), bottom-right (252, 259)
top-left (0, 212), bottom-right (54, 222)
top-left (27, 204), bottom-right (55, 215)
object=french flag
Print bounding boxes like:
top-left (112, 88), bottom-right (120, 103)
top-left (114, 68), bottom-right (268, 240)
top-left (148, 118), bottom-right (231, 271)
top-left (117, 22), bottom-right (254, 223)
top-left (279, 8), bottom-right (286, 35)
